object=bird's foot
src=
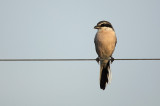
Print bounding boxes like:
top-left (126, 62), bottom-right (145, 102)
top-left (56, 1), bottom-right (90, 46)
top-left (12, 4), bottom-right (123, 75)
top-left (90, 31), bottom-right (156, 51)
top-left (110, 57), bottom-right (115, 64)
top-left (96, 57), bottom-right (100, 64)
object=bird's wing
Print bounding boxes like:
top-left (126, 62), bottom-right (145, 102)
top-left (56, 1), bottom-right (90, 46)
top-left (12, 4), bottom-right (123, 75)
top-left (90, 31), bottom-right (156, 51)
top-left (94, 35), bottom-right (100, 57)
top-left (115, 35), bottom-right (117, 47)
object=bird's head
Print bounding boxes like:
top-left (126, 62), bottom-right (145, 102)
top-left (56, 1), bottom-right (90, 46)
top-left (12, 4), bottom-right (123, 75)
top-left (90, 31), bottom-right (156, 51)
top-left (94, 21), bottom-right (114, 30)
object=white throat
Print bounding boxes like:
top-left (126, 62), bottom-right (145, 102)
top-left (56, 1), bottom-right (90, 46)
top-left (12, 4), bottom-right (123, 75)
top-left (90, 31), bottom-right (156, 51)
top-left (98, 27), bottom-right (113, 31)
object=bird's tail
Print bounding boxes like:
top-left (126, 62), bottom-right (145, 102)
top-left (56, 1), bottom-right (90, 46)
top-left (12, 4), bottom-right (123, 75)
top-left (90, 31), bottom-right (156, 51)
top-left (100, 60), bottom-right (112, 90)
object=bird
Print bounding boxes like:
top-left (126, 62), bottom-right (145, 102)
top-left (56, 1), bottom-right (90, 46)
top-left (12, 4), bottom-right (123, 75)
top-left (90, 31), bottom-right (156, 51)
top-left (94, 21), bottom-right (117, 90)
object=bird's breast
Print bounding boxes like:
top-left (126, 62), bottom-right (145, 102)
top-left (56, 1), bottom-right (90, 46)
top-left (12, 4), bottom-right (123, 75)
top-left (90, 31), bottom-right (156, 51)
top-left (95, 29), bottom-right (116, 58)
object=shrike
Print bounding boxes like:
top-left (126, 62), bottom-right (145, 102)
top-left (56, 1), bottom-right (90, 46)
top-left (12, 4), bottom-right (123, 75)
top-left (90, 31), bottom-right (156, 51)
top-left (94, 21), bottom-right (117, 90)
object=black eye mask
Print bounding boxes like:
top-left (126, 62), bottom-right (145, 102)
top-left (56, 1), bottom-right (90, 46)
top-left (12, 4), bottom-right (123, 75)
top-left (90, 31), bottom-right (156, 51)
top-left (100, 24), bottom-right (112, 28)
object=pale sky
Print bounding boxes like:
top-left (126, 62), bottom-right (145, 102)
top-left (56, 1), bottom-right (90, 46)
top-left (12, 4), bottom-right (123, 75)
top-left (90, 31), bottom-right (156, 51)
top-left (0, 0), bottom-right (160, 106)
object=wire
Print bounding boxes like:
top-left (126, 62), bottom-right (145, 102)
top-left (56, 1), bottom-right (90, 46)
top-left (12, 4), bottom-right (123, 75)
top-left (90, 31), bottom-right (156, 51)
top-left (115, 58), bottom-right (160, 60)
top-left (0, 59), bottom-right (95, 61)
top-left (0, 58), bottom-right (160, 61)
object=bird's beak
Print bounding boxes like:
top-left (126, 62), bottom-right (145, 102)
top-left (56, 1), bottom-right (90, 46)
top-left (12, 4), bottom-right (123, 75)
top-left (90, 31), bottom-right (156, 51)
top-left (94, 26), bottom-right (100, 29)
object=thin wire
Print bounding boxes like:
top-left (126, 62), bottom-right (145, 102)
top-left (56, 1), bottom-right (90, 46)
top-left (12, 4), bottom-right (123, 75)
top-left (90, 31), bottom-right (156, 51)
top-left (0, 59), bottom-right (96, 61)
top-left (115, 58), bottom-right (160, 60)
top-left (0, 58), bottom-right (160, 61)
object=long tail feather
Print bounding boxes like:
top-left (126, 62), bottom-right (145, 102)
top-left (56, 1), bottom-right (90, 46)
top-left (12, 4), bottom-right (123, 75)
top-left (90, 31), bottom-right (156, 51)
top-left (100, 61), bottom-right (111, 90)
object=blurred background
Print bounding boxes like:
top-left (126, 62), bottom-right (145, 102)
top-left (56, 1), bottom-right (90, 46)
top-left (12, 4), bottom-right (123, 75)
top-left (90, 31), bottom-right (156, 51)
top-left (0, 0), bottom-right (160, 106)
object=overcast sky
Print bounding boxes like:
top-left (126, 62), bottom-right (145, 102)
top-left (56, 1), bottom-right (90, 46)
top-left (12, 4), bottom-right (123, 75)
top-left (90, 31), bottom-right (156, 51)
top-left (0, 0), bottom-right (160, 106)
